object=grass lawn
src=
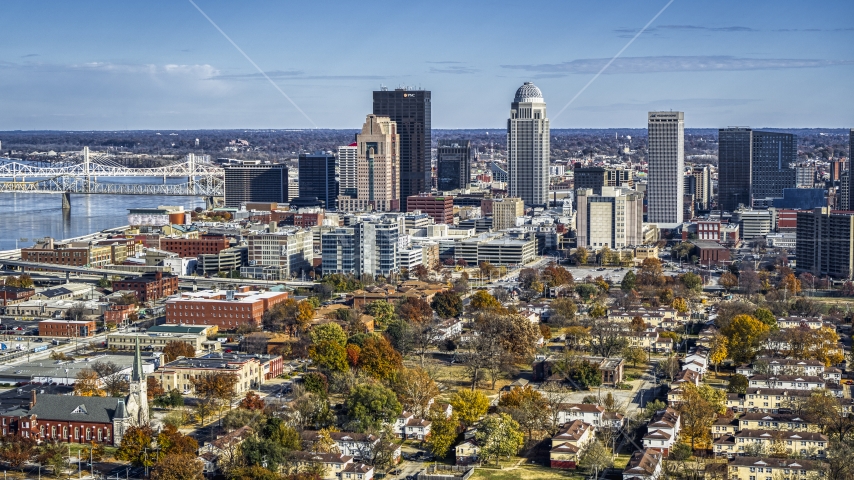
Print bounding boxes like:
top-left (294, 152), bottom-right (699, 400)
top-left (471, 465), bottom-right (585, 480)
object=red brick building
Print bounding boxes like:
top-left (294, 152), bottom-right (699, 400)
top-left (776, 209), bottom-right (798, 231)
top-left (103, 303), bottom-right (139, 326)
top-left (691, 240), bottom-right (731, 266)
top-left (165, 287), bottom-right (289, 330)
top-left (111, 271), bottom-right (179, 302)
top-left (38, 319), bottom-right (97, 337)
top-left (407, 194), bottom-right (454, 224)
top-left (0, 286), bottom-right (35, 307)
top-left (160, 235), bottom-right (230, 257)
top-left (0, 391), bottom-right (127, 445)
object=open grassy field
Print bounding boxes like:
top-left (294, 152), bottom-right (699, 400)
top-left (471, 465), bottom-right (585, 480)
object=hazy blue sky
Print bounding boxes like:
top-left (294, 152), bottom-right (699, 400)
top-left (1, 0), bottom-right (852, 130)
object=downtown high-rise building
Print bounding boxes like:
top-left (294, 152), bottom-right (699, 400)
top-left (647, 111), bottom-right (684, 223)
top-left (688, 165), bottom-right (711, 211)
top-left (437, 140), bottom-right (472, 191)
top-left (338, 115), bottom-right (400, 213)
top-left (576, 186), bottom-right (644, 249)
top-left (507, 82), bottom-right (550, 207)
top-left (847, 129), bottom-right (854, 209)
top-left (337, 143), bottom-right (358, 200)
top-left (298, 151), bottom-right (338, 209)
top-left (321, 217), bottom-right (400, 278)
top-left (223, 162), bottom-right (288, 208)
top-left (718, 127), bottom-right (796, 211)
top-left (373, 88), bottom-right (431, 211)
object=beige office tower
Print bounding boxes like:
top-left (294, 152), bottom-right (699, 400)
top-left (492, 197), bottom-right (525, 231)
top-left (575, 187), bottom-right (643, 249)
top-left (508, 82), bottom-right (550, 207)
top-left (647, 111), bottom-right (684, 223)
top-left (339, 115), bottom-right (400, 212)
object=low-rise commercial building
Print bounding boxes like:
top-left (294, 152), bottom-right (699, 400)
top-left (107, 331), bottom-right (216, 354)
top-left (38, 319), bottom-right (96, 338)
top-left (455, 233), bottom-right (537, 266)
top-left (152, 355), bottom-right (264, 396)
top-left (22, 238), bottom-right (112, 267)
top-left (160, 235), bottom-right (230, 258)
top-left (0, 286), bottom-right (35, 307)
top-left (195, 246), bottom-right (248, 275)
top-left (111, 272), bottom-right (179, 302)
top-left (165, 288), bottom-right (289, 330)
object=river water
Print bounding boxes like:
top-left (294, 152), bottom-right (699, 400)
top-left (0, 189), bottom-right (205, 250)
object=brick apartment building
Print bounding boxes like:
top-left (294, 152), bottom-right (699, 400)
top-left (407, 194), bottom-right (454, 225)
top-left (112, 272), bottom-right (179, 302)
top-left (159, 235), bottom-right (230, 258)
top-left (165, 287), bottom-right (289, 330)
top-left (22, 239), bottom-right (112, 267)
top-left (103, 303), bottom-right (138, 326)
top-left (39, 319), bottom-right (97, 337)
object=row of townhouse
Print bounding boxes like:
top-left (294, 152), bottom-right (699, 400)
top-left (608, 307), bottom-right (688, 328)
top-left (775, 315), bottom-right (834, 330)
top-left (556, 403), bottom-right (625, 429)
top-left (718, 456), bottom-right (826, 480)
top-left (289, 452), bottom-right (375, 480)
top-left (727, 386), bottom-right (852, 414)
top-left (623, 330), bottom-right (674, 353)
top-left (736, 357), bottom-right (831, 379)
top-left (713, 429), bottom-right (828, 458)
top-left (712, 412), bottom-right (821, 439)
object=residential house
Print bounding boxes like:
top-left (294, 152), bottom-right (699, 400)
top-left (549, 420), bottom-right (596, 469)
top-left (622, 448), bottom-right (663, 480)
top-left (556, 403), bottom-right (605, 427)
top-left (341, 463), bottom-right (374, 480)
top-left (290, 452), bottom-right (354, 480)
top-left (455, 440), bottom-right (480, 466)
top-left (642, 407), bottom-right (681, 455)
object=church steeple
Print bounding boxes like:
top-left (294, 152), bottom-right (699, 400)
top-left (126, 336), bottom-right (149, 426)
top-left (132, 336), bottom-right (143, 382)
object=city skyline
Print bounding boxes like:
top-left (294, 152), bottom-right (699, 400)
top-left (0, 1), bottom-right (851, 130)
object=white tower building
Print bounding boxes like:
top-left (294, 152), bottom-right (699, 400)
top-left (508, 82), bottom-right (550, 207)
top-left (647, 111), bottom-right (684, 223)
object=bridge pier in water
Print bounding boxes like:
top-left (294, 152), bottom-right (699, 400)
top-left (61, 191), bottom-right (71, 210)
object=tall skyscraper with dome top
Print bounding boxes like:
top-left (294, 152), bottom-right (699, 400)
top-left (507, 82), bottom-right (550, 207)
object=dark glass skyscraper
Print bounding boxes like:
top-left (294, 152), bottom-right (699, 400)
top-left (718, 127), bottom-right (753, 212)
top-left (718, 128), bottom-right (796, 211)
top-left (437, 140), bottom-right (472, 191)
top-left (223, 162), bottom-right (288, 208)
top-left (848, 129), bottom-right (854, 209)
top-left (298, 151), bottom-right (339, 209)
top-left (373, 88), bottom-right (431, 211)
top-left (751, 131), bottom-right (796, 204)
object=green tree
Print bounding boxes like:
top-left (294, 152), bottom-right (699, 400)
top-left (310, 323), bottom-right (348, 347)
top-left (365, 300), bottom-right (396, 328)
top-left (721, 314), bottom-right (770, 363)
top-left (36, 440), bottom-right (67, 477)
top-left (642, 399), bottom-right (668, 421)
top-left (727, 373), bottom-right (749, 394)
top-left (680, 272), bottom-right (703, 292)
top-left (475, 413), bottom-right (524, 466)
top-left (574, 247), bottom-right (589, 265)
top-left (549, 297), bottom-right (577, 326)
top-left (575, 283), bottom-right (599, 302)
top-left (578, 440), bottom-right (613, 477)
top-left (620, 270), bottom-right (637, 292)
top-left (622, 346), bottom-right (647, 368)
top-left (450, 389), bottom-right (490, 429)
top-left (309, 340), bottom-right (349, 374)
top-left (344, 384), bottom-right (403, 433)
top-left (588, 303), bottom-right (607, 319)
top-left (384, 320), bottom-right (413, 355)
top-left (431, 290), bottom-right (463, 318)
top-left (753, 308), bottom-right (777, 328)
top-left (426, 410), bottom-right (459, 458)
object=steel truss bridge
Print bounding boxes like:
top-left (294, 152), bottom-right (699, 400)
top-left (0, 147), bottom-right (224, 196)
